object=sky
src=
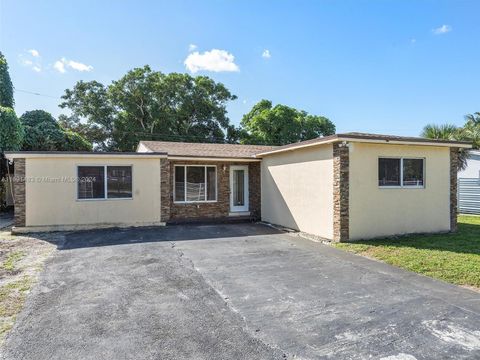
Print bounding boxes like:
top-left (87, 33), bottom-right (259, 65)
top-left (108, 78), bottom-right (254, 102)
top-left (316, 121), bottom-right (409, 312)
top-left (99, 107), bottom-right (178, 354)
top-left (1, 0), bottom-right (479, 136)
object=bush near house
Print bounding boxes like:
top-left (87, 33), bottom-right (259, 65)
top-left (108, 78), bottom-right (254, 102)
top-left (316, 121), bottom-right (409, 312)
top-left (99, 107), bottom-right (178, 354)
top-left (335, 215), bottom-right (480, 290)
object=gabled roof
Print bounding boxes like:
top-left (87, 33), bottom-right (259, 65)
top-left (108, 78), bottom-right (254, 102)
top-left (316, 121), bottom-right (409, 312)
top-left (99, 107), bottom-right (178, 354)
top-left (255, 132), bottom-right (472, 157)
top-left (138, 141), bottom-right (276, 159)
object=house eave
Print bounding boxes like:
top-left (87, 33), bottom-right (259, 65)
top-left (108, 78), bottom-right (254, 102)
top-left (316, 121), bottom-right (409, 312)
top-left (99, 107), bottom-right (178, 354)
top-left (255, 137), bottom-right (472, 157)
top-left (4, 151), bottom-right (168, 160)
top-left (167, 155), bottom-right (261, 162)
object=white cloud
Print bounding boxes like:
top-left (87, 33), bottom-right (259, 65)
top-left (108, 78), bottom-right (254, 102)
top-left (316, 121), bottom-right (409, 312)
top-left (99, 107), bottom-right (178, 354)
top-left (410, 38), bottom-right (416, 44)
top-left (53, 60), bottom-right (66, 73)
top-left (262, 49), bottom-right (271, 59)
top-left (188, 44), bottom-right (197, 52)
top-left (28, 49), bottom-right (40, 57)
top-left (433, 25), bottom-right (452, 35)
top-left (53, 57), bottom-right (93, 73)
top-left (19, 51), bottom-right (42, 72)
top-left (184, 49), bottom-right (239, 73)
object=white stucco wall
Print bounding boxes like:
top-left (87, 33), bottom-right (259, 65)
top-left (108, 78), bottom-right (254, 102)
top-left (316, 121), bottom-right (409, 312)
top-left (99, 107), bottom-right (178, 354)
top-left (349, 142), bottom-right (451, 240)
top-left (24, 157), bottom-right (162, 228)
top-left (261, 144), bottom-right (334, 239)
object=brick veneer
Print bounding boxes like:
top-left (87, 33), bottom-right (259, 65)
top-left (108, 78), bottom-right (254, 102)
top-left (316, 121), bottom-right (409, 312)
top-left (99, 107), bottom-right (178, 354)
top-left (163, 160), bottom-right (261, 222)
top-left (13, 158), bottom-right (26, 227)
top-left (450, 148), bottom-right (459, 232)
top-left (333, 143), bottom-right (349, 242)
top-left (160, 159), bottom-right (171, 222)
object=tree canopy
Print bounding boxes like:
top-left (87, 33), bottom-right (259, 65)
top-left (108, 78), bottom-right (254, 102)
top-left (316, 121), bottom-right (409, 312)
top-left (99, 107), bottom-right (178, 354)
top-left (0, 107), bottom-right (24, 152)
top-left (239, 100), bottom-right (335, 145)
top-left (0, 52), bottom-right (14, 108)
top-left (59, 66), bottom-right (238, 151)
top-left (20, 110), bottom-right (92, 151)
top-left (421, 113), bottom-right (480, 171)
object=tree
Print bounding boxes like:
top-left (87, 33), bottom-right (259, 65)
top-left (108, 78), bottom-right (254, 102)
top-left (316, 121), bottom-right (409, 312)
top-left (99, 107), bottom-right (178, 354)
top-left (239, 100), bottom-right (335, 145)
top-left (59, 66), bottom-right (238, 151)
top-left (462, 112), bottom-right (480, 149)
top-left (20, 110), bottom-right (92, 151)
top-left (421, 124), bottom-right (468, 171)
top-left (0, 107), bottom-right (24, 151)
top-left (63, 129), bottom-right (93, 151)
top-left (420, 124), bottom-right (461, 141)
top-left (0, 52), bottom-right (14, 108)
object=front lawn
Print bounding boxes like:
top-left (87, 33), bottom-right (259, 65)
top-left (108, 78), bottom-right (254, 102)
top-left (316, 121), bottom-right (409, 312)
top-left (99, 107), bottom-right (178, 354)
top-left (334, 215), bottom-right (480, 290)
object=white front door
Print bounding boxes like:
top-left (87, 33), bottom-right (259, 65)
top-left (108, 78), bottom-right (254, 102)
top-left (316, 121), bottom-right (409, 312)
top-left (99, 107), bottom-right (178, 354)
top-left (230, 165), bottom-right (249, 213)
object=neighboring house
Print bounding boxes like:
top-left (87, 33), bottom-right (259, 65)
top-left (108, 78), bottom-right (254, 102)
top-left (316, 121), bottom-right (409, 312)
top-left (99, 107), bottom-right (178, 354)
top-left (4, 133), bottom-right (470, 241)
top-left (458, 150), bottom-right (480, 179)
top-left (458, 150), bottom-right (480, 215)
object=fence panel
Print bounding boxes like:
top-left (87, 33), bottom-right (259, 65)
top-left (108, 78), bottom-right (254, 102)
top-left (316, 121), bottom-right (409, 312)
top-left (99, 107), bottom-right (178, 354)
top-left (458, 178), bottom-right (480, 214)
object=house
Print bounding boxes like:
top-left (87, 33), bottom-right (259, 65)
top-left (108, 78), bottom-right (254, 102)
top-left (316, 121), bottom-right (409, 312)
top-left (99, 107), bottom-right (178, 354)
top-left (458, 150), bottom-right (480, 179)
top-left (457, 150), bottom-right (480, 215)
top-left (4, 133), bottom-right (471, 241)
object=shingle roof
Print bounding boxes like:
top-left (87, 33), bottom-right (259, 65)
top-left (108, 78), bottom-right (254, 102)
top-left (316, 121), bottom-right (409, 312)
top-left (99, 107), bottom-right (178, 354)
top-left (138, 141), bottom-right (276, 159)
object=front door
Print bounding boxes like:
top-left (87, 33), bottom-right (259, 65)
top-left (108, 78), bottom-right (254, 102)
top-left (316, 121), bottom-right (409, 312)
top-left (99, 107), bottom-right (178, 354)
top-left (230, 165), bottom-right (249, 213)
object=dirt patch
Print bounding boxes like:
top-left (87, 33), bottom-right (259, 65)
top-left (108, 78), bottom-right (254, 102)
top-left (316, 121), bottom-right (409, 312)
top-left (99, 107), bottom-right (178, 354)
top-left (0, 229), bottom-right (60, 345)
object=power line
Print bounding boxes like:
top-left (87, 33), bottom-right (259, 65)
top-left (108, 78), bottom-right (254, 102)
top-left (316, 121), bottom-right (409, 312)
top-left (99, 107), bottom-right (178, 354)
top-left (15, 89), bottom-right (60, 99)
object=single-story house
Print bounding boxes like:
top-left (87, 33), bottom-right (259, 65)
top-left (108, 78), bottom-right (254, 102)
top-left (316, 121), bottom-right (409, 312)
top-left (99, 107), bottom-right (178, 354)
top-left (5, 132), bottom-right (471, 241)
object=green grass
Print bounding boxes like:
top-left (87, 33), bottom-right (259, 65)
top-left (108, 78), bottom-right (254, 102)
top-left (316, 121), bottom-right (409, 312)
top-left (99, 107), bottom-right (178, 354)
top-left (334, 215), bottom-right (480, 289)
top-left (1, 251), bottom-right (25, 272)
top-left (0, 277), bottom-right (32, 318)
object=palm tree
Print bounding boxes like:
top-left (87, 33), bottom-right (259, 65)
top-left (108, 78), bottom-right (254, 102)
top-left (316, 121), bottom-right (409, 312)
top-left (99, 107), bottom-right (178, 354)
top-left (421, 124), bottom-right (468, 171)
top-left (462, 112), bottom-right (480, 149)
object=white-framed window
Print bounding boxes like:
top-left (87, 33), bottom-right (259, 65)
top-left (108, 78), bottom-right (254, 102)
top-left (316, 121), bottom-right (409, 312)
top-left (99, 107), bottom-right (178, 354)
top-left (77, 165), bottom-right (133, 200)
top-left (174, 165), bottom-right (217, 203)
top-left (378, 157), bottom-right (425, 188)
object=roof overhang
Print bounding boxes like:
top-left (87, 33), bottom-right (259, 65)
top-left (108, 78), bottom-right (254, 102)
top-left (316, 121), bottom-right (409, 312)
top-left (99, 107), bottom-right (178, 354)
top-left (167, 156), bottom-right (261, 162)
top-left (255, 136), bottom-right (472, 157)
top-left (4, 151), bottom-right (168, 160)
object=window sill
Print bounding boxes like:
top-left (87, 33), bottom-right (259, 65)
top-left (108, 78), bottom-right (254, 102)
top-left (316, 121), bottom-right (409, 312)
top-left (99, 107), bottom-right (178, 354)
top-left (378, 186), bottom-right (425, 189)
top-left (76, 197), bottom-right (133, 201)
top-left (173, 200), bottom-right (218, 204)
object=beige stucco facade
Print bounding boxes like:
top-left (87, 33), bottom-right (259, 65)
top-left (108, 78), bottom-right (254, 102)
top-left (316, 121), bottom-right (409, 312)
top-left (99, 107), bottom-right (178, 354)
top-left (348, 142), bottom-right (451, 240)
top-left (261, 144), bottom-right (334, 239)
top-left (23, 156), bottom-right (162, 230)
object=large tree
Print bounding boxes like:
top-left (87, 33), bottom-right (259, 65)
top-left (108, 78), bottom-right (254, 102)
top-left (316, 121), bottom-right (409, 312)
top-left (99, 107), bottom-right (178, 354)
top-left (0, 52), bottom-right (14, 108)
top-left (20, 110), bottom-right (92, 151)
top-left (239, 100), bottom-right (335, 145)
top-left (59, 66), bottom-right (237, 151)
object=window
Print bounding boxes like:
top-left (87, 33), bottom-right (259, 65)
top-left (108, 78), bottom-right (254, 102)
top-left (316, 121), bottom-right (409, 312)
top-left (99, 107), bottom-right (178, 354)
top-left (78, 166), bottom-right (105, 199)
top-left (378, 158), bottom-right (424, 188)
top-left (107, 166), bottom-right (132, 198)
top-left (77, 165), bottom-right (132, 200)
top-left (174, 165), bottom-right (217, 202)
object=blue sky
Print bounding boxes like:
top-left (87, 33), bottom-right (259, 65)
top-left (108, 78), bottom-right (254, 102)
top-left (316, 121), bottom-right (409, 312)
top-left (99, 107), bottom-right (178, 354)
top-left (1, 0), bottom-right (479, 136)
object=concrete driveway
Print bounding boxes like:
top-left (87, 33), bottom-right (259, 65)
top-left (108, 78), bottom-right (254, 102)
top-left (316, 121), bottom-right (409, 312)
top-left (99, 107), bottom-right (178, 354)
top-left (2, 223), bottom-right (480, 360)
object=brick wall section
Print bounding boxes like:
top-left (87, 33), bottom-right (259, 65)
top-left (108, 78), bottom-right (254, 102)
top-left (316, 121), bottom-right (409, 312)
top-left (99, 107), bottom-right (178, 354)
top-left (248, 162), bottom-right (261, 219)
top-left (167, 160), bottom-right (261, 222)
top-left (333, 143), bottom-right (349, 242)
top-left (13, 158), bottom-right (26, 227)
top-left (450, 148), bottom-right (459, 232)
top-left (160, 159), bottom-right (171, 222)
